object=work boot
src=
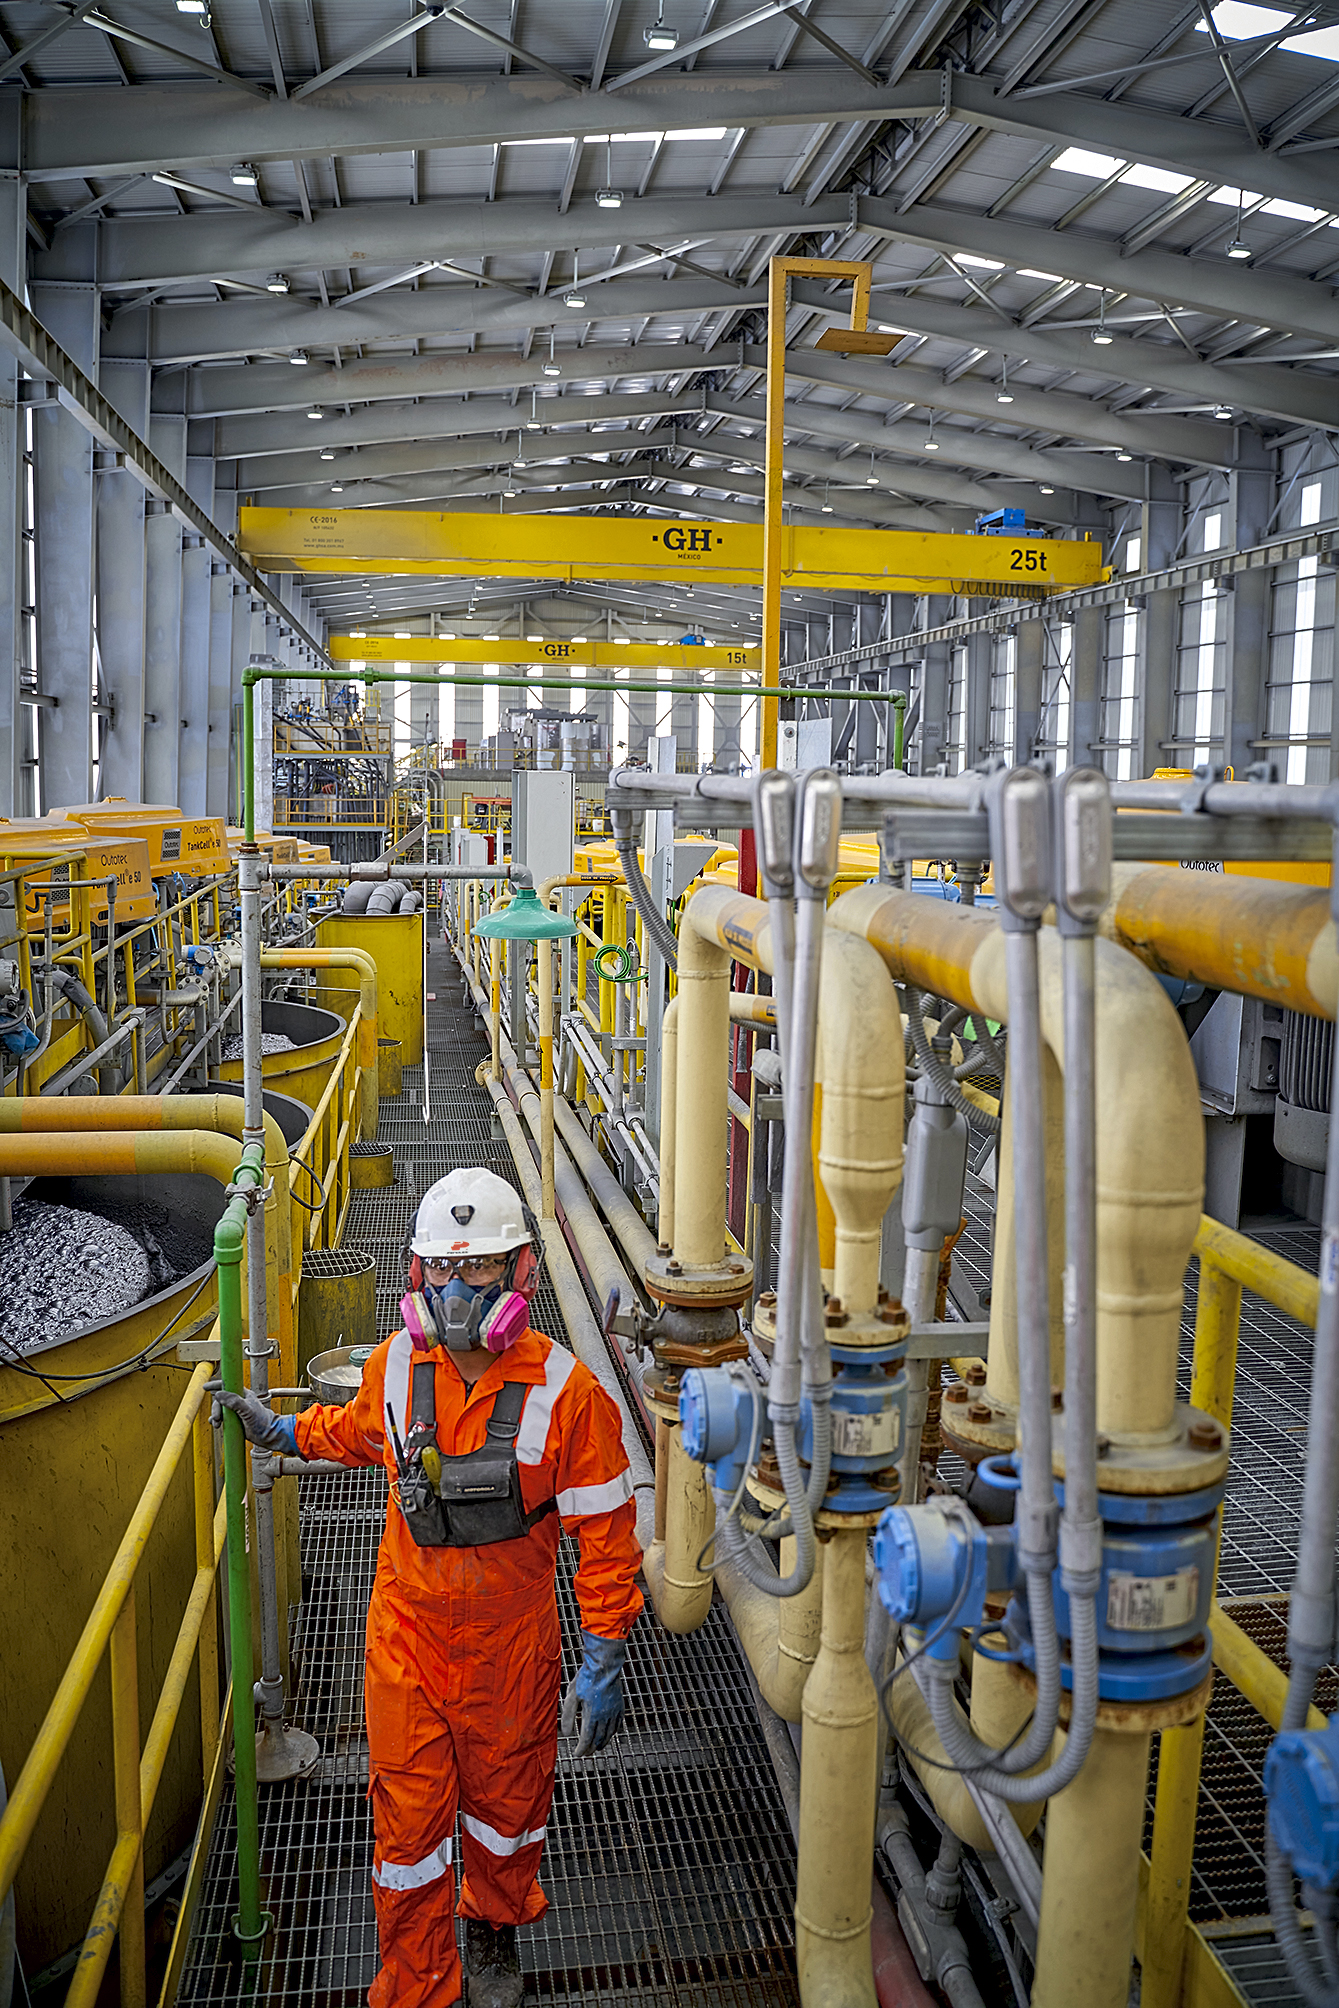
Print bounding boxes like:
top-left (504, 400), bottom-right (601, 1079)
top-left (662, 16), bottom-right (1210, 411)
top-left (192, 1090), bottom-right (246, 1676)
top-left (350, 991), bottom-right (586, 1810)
top-left (464, 1919), bottom-right (524, 2008)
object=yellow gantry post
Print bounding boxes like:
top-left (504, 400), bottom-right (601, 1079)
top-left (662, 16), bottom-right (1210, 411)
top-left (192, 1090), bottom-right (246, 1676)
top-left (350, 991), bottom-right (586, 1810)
top-left (763, 256), bottom-right (875, 769)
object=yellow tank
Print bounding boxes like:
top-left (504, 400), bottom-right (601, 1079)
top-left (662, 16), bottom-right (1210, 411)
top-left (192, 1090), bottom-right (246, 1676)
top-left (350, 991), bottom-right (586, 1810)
top-left (49, 803), bottom-right (231, 880)
top-left (228, 828), bottom-right (301, 867)
top-left (1148, 768), bottom-right (1329, 886)
top-left (0, 824), bottom-right (156, 926)
top-left (0, 1171), bottom-right (221, 1977)
top-left (315, 912), bottom-right (424, 1066)
top-left (214, 999), bottom-right (348, 1111)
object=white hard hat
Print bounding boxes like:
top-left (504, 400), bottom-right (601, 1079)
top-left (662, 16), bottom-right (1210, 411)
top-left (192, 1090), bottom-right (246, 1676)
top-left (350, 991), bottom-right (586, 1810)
top-left (411, 1167), bottom-right (530, 1259)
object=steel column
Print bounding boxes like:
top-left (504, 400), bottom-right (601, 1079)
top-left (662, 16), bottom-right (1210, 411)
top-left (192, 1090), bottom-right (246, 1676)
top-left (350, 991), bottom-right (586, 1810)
top-left (1136, 473), bottom-right (1181, 780)
top-left (1070, 604), bottom-right (1103, 769)
top-left (0, 109), bottom-right (21, 816)
top-left (206, 564), bottom-right (234, 818)
top-left (97, 361), bottom-right (149, 801)
top-left (1014, 617), bottom-right (1044, 767)
top-left (30, 282), bottom-right (98, 810)
top-left (1224, 436), bottom-right (1273, 780)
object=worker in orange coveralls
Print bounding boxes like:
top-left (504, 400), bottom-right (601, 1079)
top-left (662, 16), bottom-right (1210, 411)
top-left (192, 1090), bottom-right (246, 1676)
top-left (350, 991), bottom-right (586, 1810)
top-left (216, 1167), bottom-right (644, 2008)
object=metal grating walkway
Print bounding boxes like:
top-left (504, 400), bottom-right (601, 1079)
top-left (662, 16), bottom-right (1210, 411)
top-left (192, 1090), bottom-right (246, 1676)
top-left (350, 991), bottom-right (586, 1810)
top-left (175, 945), bottom-right (800, 2008)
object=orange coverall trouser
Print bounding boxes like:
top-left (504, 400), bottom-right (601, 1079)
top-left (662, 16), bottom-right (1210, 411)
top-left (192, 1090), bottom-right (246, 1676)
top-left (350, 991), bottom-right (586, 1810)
top-left (364, 1571), bottom-right (561, 2008)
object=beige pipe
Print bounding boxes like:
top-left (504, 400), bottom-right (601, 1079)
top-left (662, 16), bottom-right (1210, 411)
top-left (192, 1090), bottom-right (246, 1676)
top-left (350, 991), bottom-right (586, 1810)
top-left (984, 1047), bottom-right (1067, 1413)
top-left (640, 1423), bottom-right (715, 1633)
top-left (885, 1651), bottom-right (1046, 1850)
top-left (659, 996), bottom-right (678, 1251)
top-left (795, 1527), bottom-right (879, 2008)
top-left (673, 908), bottom-right (732, 1266)
top-left (715, 1537), bottom-right (825, 1723)
top-left (815, 927), bottom-right (904, 1317)
top-left (833, 888), bottom-right (1205, 1444)
top-left (1031, 1724), bottom-right (1152, 2008)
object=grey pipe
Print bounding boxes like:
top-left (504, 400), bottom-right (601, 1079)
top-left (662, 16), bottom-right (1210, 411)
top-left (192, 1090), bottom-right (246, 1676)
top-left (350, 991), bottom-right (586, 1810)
top-left (551, 1095), bottom-right (657, 1276)
top-left (340, 880), bottom-right (375, 915)
top-left (366, 882), bottom-right (403, 916)
top-left (49, 967), bottom-right (123, 1095)
top-left (608, 805), bottom-right (678, 972)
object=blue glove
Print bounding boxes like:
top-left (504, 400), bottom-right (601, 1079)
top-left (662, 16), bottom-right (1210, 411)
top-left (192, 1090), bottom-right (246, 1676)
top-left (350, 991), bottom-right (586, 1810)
top-left (560, 1630), bottom-right (627, 1758)
top-left (211, 1388), bottom-right (300, 1457)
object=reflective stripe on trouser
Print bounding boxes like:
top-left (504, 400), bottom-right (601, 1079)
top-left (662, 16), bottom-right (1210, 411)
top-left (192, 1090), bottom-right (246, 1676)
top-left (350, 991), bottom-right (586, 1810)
top-left (364, 1573), bottom-right (562, 2008)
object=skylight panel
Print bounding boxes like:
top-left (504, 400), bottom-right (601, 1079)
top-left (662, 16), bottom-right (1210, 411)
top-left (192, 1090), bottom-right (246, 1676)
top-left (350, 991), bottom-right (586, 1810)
top-left (1207, 185), bottom-right (1264, 203)
top-left (1195, 0), bottom-right (1339, 57)
top-left (1120, 164), bottom-right (1194, 193)
top-left (1262, 196), bottom-right (1326, 218)
top-left (1020, 267), bottom-right (1065, 281)
top-left (952, 253), bottom-right (1005, 269)
top-left (1051, 147), bottom-right (1124, 176)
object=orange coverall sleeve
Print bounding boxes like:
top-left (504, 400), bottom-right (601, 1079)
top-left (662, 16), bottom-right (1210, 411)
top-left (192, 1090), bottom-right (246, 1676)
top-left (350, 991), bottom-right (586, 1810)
top-left (554, 1373), bottom-right (645, 1642)
top-left (293, 1342), bottom-right (389, 1467)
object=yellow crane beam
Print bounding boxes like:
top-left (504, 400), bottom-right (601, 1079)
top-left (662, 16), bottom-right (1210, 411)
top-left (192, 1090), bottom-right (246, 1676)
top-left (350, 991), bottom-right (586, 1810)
top-left (328, 637), bottom-right (759, 671)
top-left (238, 507), bottom-right (1108, 595)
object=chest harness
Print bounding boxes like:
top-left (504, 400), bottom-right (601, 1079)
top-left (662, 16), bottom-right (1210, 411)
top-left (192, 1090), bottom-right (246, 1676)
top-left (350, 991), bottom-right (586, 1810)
top-left (391, 1361), bottom-right (558, 1550)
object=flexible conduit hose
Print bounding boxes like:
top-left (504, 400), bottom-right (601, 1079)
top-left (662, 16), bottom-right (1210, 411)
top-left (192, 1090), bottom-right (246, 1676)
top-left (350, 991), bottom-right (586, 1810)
top-left (609, 806), bottom-right (679, 972)
top-left (906, 984), bottom-right (999, 1134)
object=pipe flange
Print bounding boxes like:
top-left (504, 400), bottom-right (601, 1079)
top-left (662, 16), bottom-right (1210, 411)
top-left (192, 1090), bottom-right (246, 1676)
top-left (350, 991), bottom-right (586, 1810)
top-left (1005, 1660), bottom-right (1213, 1734)
top-left (645, 1249), bottom-right (753, 1309)
top-left (1054, 1403), bottom-right (1231, 1496)
top-left (940, 1392), bottom-right (1016, 1458)
top-left (641, 1375), bottom-right (682, 1421)
top-left (751, 1291), bottom-right (776, 1356)
top-left (745, 1470), bottom-right (894, 1530)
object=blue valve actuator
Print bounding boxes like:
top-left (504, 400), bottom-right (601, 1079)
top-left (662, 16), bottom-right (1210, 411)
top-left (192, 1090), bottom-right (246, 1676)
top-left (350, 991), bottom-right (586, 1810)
top-left (679, 1365), bottom-right (759, 1495)
top-left (872, 1499), bottom-right (1019, 1662)
top-left (1265, 1720), bottom-right (1339, 1890)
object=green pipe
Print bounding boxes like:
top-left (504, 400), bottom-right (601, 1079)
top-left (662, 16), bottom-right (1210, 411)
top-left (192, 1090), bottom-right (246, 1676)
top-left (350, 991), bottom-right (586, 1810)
top-left (242, 681), bottom-right (256, 845)
top-left (891, 692), bottom-right (908, 774)
top-left (239, 664), bottom-right (900, 703)
top-left (216, 1142), bottom-right (270, 1963)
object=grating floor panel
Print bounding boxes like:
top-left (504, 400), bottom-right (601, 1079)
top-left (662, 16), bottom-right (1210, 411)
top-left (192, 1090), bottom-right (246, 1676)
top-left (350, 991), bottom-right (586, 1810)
top-left (176, 945), bottom-right (799, 2008)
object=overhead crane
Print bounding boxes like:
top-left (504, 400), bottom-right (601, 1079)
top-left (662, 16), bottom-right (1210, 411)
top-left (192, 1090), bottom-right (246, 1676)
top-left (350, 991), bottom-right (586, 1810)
top-left (328, 636), bottom-right (761, 671)
top-left (237, 505), bottom-right (1108, 596)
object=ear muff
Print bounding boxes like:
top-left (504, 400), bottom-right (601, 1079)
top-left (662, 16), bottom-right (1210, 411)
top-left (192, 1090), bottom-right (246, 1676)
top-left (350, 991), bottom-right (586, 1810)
top-left (409, 1253), bottom-right (424, 1291)
top-left (509, 1243), bottom-right (539, 1300)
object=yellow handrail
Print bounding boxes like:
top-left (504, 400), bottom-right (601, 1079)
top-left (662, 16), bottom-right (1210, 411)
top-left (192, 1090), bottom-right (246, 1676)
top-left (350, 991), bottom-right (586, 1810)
top-left (0, 1364), bottom-right (224, 2008)
top-left (294, 1003), bottom-right (361, 1250)
top-left (1142, 1213), bottom-right (1321, 2008)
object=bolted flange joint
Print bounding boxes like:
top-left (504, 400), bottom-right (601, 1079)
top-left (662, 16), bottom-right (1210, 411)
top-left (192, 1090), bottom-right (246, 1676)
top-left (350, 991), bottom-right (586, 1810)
top-left (644, 1247), bottom-right (753, 1310)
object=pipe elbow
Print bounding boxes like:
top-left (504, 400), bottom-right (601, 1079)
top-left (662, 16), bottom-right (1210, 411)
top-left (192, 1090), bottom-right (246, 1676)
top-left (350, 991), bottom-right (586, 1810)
top-left (817, 930), bottom-right (905, 1315)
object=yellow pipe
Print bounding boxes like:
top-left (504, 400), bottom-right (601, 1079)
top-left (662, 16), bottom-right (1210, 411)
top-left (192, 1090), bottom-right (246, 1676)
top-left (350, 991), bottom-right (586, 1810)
top-left (259, 947), bottom-right (379, 1140)
top-left (0, 1096), bottom-right (295, 1379)
top-left (538, 937), bottom-right (556, 1218)
top-left (0, 1362), bottom-right (213, 1907)
top-left (795, 1527), bottom-right (878, 2008)
top-left (1032, 1725), bottom-right (1153, 2008)
top-left (1101, 859), bottom-right (1336, 1019)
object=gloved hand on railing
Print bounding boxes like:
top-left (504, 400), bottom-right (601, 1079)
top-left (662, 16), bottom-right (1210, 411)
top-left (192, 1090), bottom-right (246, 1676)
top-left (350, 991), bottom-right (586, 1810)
top-left (560, 1631), bottom-right (628, 1758)
top-left (211, 1386), bottom-right (300, 1457)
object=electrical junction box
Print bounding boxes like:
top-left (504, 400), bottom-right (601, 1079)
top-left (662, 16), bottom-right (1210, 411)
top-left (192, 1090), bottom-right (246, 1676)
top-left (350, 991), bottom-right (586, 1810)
top-left (513, 769), bottom-right (574, 884)
top-left (450, 830), bottom-right (490, 870)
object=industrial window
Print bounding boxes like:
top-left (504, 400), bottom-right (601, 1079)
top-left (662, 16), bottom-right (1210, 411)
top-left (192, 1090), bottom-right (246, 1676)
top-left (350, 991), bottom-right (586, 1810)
top-left (437, 676), bottom-right (454, 752)
top-left (947, 644), bottom-right (967, 774)
top-left (1037, 621), bottom-right (1072, 774)
top-left (987, 633), bottom-right (1015, 760)
top-left (697, 672), bottom-right (715, 770)
top-left (1173, 512), bottom-right (1227, 764)
top-left (1266, 480), bottom-right (1333, 784)
top-left (482, 678), bottom-right (501, 741)
top-left (611, 665), bottom-right (629, 761)
top-left (1100, 605), bottom-right (1143, 780)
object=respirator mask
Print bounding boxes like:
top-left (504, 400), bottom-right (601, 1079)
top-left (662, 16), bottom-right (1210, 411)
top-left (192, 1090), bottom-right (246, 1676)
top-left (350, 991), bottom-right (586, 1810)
top-left (400, 1239), bottom-right (538, 1355)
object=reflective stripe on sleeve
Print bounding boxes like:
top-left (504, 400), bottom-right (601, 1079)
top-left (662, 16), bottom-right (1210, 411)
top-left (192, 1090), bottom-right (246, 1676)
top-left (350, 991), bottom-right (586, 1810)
top-left (556, 1468), bottom-right (634, 1518)
top-left (372, 1835), bottom-right (453, 1891)
top-left (515, 1342), bottom-right (577, 1465)
top-left (383, 1329), bottom-right (414, 1455)
top-left (462, 1814), bottom-right (547, 1857)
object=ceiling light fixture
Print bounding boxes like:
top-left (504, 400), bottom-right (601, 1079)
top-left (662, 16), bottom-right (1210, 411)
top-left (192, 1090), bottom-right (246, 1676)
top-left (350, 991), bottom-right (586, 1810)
top-left (330, 481), bottom-right (344, 493)
top-left (923, 415), bottom-right (940, 451)
top-left (1116, 450), bottom-right (1133, 462)
top-left (1090, 293), bottom-right (1113, 344)
top-left (319, 448), bottom-right (335, 461)
top-left (1226, 189), bottom-right (1252, 260)
top-left (306, 404), bottom-right (324, 420)
top-left (230, 161), bottom-right (258, 187)
top-left (821, 483), bottom-right (833, 513)
top-left (266, 273), bottom-right (290, 294)
top-left (1214, 403), bottom-right (1234, 419)
top-left (996, 358), bottom-right (1014, 404)
top-left (288, 349), bottom-right (310, 366)
top-left (596, 187), bottom-right (624, 209)
top-left (1039, 483), bottom-right (1055, 495)
top-left (645, 2), bottom-right (679, 50)
top-left (866, 453), bottom-right (880, 485)
top-left (564, 254), bottom-right (586, 310)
